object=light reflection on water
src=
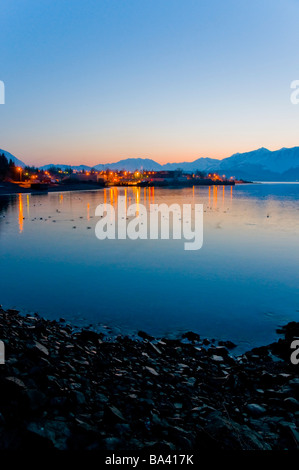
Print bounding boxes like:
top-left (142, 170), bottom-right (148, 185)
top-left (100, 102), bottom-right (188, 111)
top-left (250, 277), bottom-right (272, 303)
top-left (0, 183), bottom-right (298, 353)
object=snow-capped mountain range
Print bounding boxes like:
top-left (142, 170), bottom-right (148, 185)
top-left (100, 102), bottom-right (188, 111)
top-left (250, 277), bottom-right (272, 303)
top-left (1, 147), bottom-right (299, 181)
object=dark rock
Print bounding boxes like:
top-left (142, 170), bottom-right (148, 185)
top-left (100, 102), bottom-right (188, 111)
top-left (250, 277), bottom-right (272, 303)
top-left (0, 307), bottom-right (297, 450)
top-left (104, 405), bottom-right (126, 423)
top-left (26, 389), bottom-right (47, 411)
top-left (208, 346), bottom-right (229, 357)
top-left (289, 378), bottom-right (299, 390)
top-left (182, 332), bottom-right (200, 342)
top-left (77, 329), bottom-right (103, 343)
top-left (246, 404), bottom-right (267, 417)
top-left (71, 391), bottom-right (86, 405)
top-left (138, 330), bottom-right (154, 341)
top-left (26, 420), bottom-right (71, 450)
top-left (202, 411), bottom-right (271, 450)
top-left (218, 340), bottom-right (237, 349)
top-left (283, 397), bottom-right (299, 411)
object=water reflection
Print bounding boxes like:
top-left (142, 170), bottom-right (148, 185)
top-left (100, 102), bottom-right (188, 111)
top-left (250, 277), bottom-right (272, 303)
top-left (18, 194), bottom-right (23, 233)
top-left (0, 184), bottom-right (298, 353)
top-left (26, 194), bottom-right (30, 217)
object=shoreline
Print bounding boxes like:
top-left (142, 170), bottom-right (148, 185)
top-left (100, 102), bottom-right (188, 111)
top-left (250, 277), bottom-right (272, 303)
top-left (0, 307), bottom-right (298, 450)
top-left (1, 180), bottom-right (298, 197)
top-left (0, 182), bottom-right (235, 197)
top-left (0, 181), bottom-right (106, 196)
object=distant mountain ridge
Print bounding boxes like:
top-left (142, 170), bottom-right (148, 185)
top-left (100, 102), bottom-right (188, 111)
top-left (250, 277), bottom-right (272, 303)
top-left (92, 147), bottom-right (299, 180)
top-left (94, 158), bottom-right (163, 172)
top-left (2, 147), bottom-right (299, 181)
top-left (0, 149), bottom-right (26, 168)
top-left (39, 163), bottom-right (92, 171)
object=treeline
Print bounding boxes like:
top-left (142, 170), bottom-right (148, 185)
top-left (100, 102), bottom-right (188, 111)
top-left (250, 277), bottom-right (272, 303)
top-left (0, 153), bottom-right (17, 180)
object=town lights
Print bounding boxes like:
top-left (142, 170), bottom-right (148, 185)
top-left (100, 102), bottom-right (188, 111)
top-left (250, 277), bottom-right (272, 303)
top-left (17, 167), bottom-right (22, 181)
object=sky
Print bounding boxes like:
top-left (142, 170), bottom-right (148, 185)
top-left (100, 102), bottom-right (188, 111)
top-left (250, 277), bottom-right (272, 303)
top-left (1, 0), bottom-right (299, 167)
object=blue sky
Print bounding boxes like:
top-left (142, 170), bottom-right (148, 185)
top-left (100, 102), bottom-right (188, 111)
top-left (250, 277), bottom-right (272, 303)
top-left (1, 0), bottom-right (299, 166)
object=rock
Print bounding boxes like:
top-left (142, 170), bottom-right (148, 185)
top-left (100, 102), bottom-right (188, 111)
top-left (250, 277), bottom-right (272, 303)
top-left (218, 340), bottom-right (237, 349)
top-left (50, 396), bottom-right (68, 408)
top-left (26, 389), bottom-right (47, 411)
top-left (103, 437), bottom-right (123, 450)
top-left (6, 309), bottom-right (19, 316)
top-left (277, 322), bottom-right (299, 341)
top-left (72, 391), bottom-right (86, 405)
top-left (96, 393), bottom-right (109, 404)
top-left (26, 420), bottom-right (71, 450)
top-left (104, 405), bottom-right (126, 423)
top-left (278, 422), bottom-right (299, 450)
top-left (182, 332), bottom-right (200, 342)
top-left (77, 329), bottom-right (103, 343)
top-left (148, 342), bottom-right (162, 355)
top-left (115, 423), bottom-right (131, 435)
top-left (289, 378), bottom-right (299, 390)
top-left (283, 397), bottom-right (299, 411)
top-left (202, 411), bottom-right (271, 450)
top-left (246, 404), bottom-right (267, 417)
top-left (209, 346), bottom-right (229, 357)
top-left (34, 341), bottom-right (49, 356)
top-left (19, 430), bottom-right (55, 449)
top-left (0, 307), bottom-right (298, 450)
top-left (4, 377), bottom-right (26, 391)
top-left (138, 331), bottom-right (154, 341)
top-left (287, 427), bottom-right (299, 449)
top-left (144, 366), bottom-right (159, 376)
top-left (211, 355), bottom-right (224, 362)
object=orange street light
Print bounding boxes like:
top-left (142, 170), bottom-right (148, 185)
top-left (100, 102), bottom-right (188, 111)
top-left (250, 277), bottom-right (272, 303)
top-left (17, 167), bottom-right (22, 182)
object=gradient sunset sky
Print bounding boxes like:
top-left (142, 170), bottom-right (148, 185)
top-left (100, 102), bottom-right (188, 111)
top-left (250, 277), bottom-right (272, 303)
top-left (1, 0), bottom-right (299, 167)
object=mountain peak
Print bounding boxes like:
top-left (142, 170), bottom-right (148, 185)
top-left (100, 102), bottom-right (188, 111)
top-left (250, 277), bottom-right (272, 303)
top-left (2, 146), bottom-right (299, 181)
top-left (0, 149), bottom-right (26, 168)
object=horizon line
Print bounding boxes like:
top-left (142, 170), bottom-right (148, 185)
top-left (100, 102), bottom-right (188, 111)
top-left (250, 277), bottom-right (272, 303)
top-left (2, 144), bottom-right (299, 168)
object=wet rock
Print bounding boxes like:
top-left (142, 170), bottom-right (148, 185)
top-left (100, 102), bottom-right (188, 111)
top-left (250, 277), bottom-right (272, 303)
top-left (104, 405), bottom-right (126, 423)
top-left (208, 346), bottom-right (229, 357)
top-left (71, 391), bottom-right (86, 405)
top-left (211, 355), bottom-right (224, 362)
top-left (202, 411), bottom-right (271, 450)
top-left (26, 389), bottom-right (47, 411)
top-left (0, 308), bottom-right (298, 450)
top-left (289, 378), bottom-right (299, 390)
top-left (138, 330), bottom-right (154, 341)
top-left (3, 377), bottom-right (26, 391)
top-left (182, 332), bottom-right (200, 342)
top-left (218, 340), bottom-right (237, 349)
top-left (103, 437), bottom-right (123, 450)
top-left (147, 342), bottom-right (162, 355)
top-left (26, 420), bottom-right (71, 450)
top-left (144, 366), bottom-right (159, 376)
top-left (18, 429), bottom-right (55, 449)
top-left (277, 322), bottom-right (299, 341)
top-left (77, 329), bottom-right (103, 343)
top-left (34, 341), bottom-right (49, 356)
top-left (6, 309), bottom-right (19, 316)
top-left (246, 404), bottom-right (267, 417)
top-left (283, 397), bottom-right (299, 411)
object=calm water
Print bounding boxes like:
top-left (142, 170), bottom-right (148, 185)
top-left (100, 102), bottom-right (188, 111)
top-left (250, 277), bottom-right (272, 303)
top-left (0, 183), bottom-right (298, 352)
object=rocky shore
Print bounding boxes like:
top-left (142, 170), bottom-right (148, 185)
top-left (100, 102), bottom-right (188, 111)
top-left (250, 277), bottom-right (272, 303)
top-left (0, 307), bottom-right (298, 451)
